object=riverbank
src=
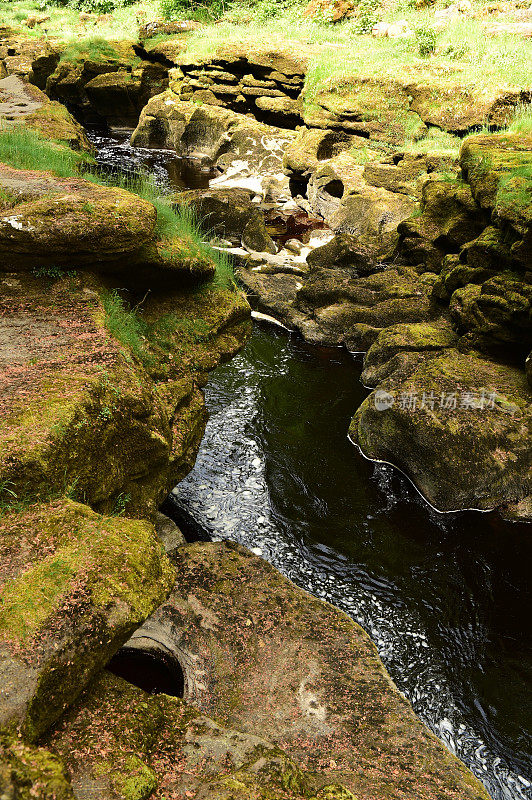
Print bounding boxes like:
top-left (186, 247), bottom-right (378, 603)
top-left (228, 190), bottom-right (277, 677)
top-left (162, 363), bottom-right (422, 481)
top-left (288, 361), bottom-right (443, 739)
top-left (0, 4), bottom-right (530, 798)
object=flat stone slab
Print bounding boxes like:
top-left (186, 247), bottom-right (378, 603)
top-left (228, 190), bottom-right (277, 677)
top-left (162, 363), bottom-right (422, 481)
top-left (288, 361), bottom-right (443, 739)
top-left (129, 541), bottom-right (491, 800)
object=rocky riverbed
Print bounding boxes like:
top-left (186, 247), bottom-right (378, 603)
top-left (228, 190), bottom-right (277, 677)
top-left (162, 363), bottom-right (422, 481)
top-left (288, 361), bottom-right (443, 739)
top-left (0, 20), bottom-right (530, 800)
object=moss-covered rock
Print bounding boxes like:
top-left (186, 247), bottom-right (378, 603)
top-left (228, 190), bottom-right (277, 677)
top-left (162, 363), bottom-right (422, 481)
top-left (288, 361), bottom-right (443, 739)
top-left (0, 74), bottom-right (93, 153)
top-left (0, 34), bottom-right (59, 88)
top-left (0, 271), bottom-right (249, 513)
top-left (123, 541), bottom-right (491, 800)
top-left (398, 175), bottom-right (487, 271)
top-left (408, 83), bottom-right (529, 134)
top-left (305, 76), bottom-right (427, 145)
top-left (0, 499), bottom-right (175, 740)
top-left (352, 349), bottom-right (532, 513)
top-left (361, 320), bottom-right (457, 386)
top-left (132, 93), bottom-right (296, 200)
top-left (174, 187), bottom-right (277, 253)
top-left (283, 127), bottom-right (359, 180)
top-left (307, 151), bottom-right (418, 259)
top-left (0, 732), bottom-right (75, 799)
top-left (0, 163), bottom-right (157, 271)
top-left (450, 274), bottom-right (532, 354)
top-left (44, 671), bottom-right (324, 800)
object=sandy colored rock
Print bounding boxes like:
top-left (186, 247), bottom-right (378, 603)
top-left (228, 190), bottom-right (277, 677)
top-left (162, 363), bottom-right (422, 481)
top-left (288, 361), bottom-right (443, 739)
top-left (123, 541), bottom-right (491, 800)
top-left (0, 74), bottom-right (93, 152)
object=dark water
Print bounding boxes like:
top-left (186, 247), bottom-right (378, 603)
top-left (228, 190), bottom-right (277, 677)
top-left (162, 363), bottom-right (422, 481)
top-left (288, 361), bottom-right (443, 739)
top-left (86, 127), bottom-right (217, 190)
top-left (170, 326), bottom-right (532, 800)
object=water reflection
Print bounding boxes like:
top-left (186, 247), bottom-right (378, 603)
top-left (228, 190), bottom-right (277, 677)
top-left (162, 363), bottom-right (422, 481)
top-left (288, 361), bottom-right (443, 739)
top-left (171, 326), bottom-right (532, 800)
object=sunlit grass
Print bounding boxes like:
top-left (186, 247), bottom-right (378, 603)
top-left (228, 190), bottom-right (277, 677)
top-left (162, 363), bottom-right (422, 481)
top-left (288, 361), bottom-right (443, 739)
top-left (0, 124), bottom-right (93, 176)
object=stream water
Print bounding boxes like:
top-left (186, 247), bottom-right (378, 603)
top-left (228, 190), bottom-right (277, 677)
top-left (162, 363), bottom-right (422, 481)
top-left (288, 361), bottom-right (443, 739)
top-left (91, 129), bottom-right (532, 800)
top-left (168, 328), bottom-right (532, 800)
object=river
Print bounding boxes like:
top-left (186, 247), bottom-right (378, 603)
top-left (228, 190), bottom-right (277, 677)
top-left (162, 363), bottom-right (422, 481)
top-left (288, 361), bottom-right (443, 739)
top-left (90, 129), bottom-right (532, 800)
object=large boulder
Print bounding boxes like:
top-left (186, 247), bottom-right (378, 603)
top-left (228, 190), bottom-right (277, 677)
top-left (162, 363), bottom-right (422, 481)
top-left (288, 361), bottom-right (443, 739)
top-left (352, 349), bottom-right (532, 514)
top-left (44, 670), bottom-right (359, 800)
top-left (0, 164), bottom-right (216, 283)
top-left (361, 320), bottom-right (457, 386)
top-left (307, 151), bottom-right (418, 260)
top-left (0, 271), bottom-right (249, 512)
top-left (398, 175), bottom-right (487, 271)
top-left (132, 92), bottom-right (296, 199)
top-left (173, 187), bottom-right (277, 253)
top-left (0, 499), bottom-right (174, 740)
top-left (0, 33), bottom-right (59, 88)
top-left (113, 541), bottom-right (492, 800)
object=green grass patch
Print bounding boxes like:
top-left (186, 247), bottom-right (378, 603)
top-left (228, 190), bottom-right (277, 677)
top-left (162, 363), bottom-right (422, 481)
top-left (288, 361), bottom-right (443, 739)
top-left (58, 36), bottom-right (121, 63)
top-left (101, 288), bottom-right (215, 368)
top-left (506, 103), bottom-right (532, 135)
top-left (0, 124), bottom-right (93, 176)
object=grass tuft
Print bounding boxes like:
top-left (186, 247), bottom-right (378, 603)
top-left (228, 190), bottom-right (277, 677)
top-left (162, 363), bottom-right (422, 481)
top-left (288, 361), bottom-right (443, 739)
top-left (0, 124), bottom-right (92, 176)
top-left (506, 103), bottom-right (532, 135)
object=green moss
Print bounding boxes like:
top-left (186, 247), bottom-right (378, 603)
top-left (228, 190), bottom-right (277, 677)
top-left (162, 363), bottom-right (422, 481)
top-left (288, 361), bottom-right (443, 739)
top-left (0, 500), bottom-right (175, 645)
top-left (113, 756), bottom-right (158, 800)
top-left (0, 732), bottom-right (75, 800)
top-left (58, 37), bottom-right (121, 65)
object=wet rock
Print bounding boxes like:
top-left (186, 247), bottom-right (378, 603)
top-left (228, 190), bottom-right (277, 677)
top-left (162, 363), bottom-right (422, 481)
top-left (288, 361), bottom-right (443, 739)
top-left (119, 540), bottom-right (492, 800)
top-left (352, 349), bottom-right (532, 513)
top-left (132, 93), bottom-right (295, 199)
top-left (0, 499), bottom-right (175, 740)
top-left (361, 320), bottom-right (457, 385)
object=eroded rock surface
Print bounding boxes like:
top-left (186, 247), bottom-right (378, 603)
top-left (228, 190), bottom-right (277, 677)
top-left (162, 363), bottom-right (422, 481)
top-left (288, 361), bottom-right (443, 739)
top-left (120, 541), bottom-right (491, 800)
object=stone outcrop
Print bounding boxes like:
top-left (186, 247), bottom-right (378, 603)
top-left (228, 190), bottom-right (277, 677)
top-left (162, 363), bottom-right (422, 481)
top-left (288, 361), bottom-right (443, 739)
top-left (351, 346), bottom-right (532, 516)
top-left (45, 40), bottom-right (169, 127)
top-left (132, 92), bottom-right (296, 199)
top-left (102, 541), bottom-right (491, 800)
top-left (0, 74), bottom-right (93, 153)
top-left (0, 164), bottom-right (215, 284)
top-left (45, 670), bottom-right (355, 800)
top-left (172, 46), bottom-right (308, 126)
top-left (173, 186), bottom-right (277, 253)
top-left (0, 32), bottom-right (59, 89)
top-left (0, 500), bottom-right (174, 740)
top-left (0, 271), bottom-right (249, 513)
